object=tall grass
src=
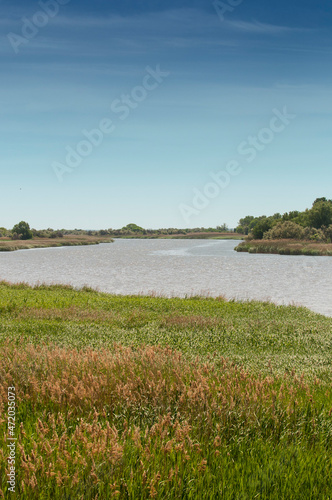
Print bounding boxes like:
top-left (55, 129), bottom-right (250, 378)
top-left (235, 239), bottom-right (332, 256)
top-left (0, 283), bottom-right (332, 498)
top-left (0, 235), bottom-right (113, 252)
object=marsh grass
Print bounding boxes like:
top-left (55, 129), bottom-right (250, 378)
top-left (235, 239), bottom-right (332, 256)
top-left (0, 283), bottom-right (332, 498)
top-left (0, 235), bottom-right (113, 252)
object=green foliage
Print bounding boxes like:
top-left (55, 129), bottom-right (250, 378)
top-left (216, 223), bottom-right (229, 232)
top-left (236, 216), bottom-right (255, 235)
top-left (0, 285), bottom-right (332, 498)
top-left (251, 217), bottom-right (273, 239)
top-left (11, 221), bottom-right (33, 240)
top-left (122, 223), bottom-right (145, 233)
top-left (323, 224), bottom-right (332, 242)
top-left (236, 198), bottom-right (332, 240)
top-left (0, 283), bottom-right (331, 381)
top-left (307, 200), bottom-right (332, 229)
top-left (264, 221), bottom-right (305, 240)
top-left (0, 227), bottom-right (10, 237)
top-left (1, 225), bottom-right (238, 242)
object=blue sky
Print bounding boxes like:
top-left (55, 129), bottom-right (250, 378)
top-left (1, 0), bottom-right (331, 229)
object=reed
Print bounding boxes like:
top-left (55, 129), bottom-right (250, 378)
top-left (0, 283), bottom-right (332, 498)
top-left (0, 235), bottom-right (113, 252)
top-left (235, 239), bottom-right (332, 256)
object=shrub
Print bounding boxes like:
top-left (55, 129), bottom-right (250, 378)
top-left (11, 221), bottom-right (33, 240)
top-left (264, 221), bottom-right (305, 240)
top-left (49, 230), bottom-right (64, 238)
top-left (322, 225), bottom-right (332, 243)
top-left (303, 227), bottom-right (326, 242)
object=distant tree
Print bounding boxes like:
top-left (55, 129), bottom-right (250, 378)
top-left (251, 218), bottom-right (273, 239)
top-left (313, 197), bottom-right (327, 205)
top-left (236, 197), bottom-right (332, 238)
top-left (236, 216), bottom-right (255, 235)
top-left (12, 221), bottom-right (33, 240)
top-left (216, 223), bottom-right (229, 232)
top-left (122, 224), bottom-right (145, 233)
top-left (307, 200), bottom-right (332, 229)
top-left (282, 211), bottom-right (300, 222)
top-left (236, 225), bottom-right (245, 234)
top-left (49, 230), bottom-right (64, 238)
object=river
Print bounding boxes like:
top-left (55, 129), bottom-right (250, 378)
top-left (0, 239), bottom-right (331, 316)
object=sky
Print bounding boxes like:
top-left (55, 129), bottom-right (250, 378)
top-left (1, 0), bottom-right (332, 229)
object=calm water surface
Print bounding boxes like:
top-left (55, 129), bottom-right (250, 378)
top-left (0, 239), bottom-right (331, 317)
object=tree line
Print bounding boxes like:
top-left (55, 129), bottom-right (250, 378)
top-left (235, 198), bottom-right (332, 242)
top-left (0, 222), bottom-right (233, 240)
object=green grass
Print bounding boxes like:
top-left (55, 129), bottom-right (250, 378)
top-left (0, 282), bottom-right (332, 499)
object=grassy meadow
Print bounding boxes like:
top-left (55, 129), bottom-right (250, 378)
top-left (235, 239), bottom-right (332, 256)
top-left (0, 282), bottom-right (332, 498)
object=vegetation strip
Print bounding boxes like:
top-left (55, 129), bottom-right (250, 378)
top-left (235, 239), bottom-right (332, 256)
top-left (0, 235), bottom-right (113, 252)
top-left (1, 283), bottom-right (332, 498)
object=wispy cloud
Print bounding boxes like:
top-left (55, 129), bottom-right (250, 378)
top-left (225, 19), bottom-right (312, 35)
top-left (0, 6), bottom-right (323, 61)
top-left (50, 10), bottom-right (309, 36)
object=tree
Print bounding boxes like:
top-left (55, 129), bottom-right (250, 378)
top-left (236, 216), bottom-right (255, 235)
top-left (122, 224), bottom-right (145, 233)
top-left (216, 223), bottom-right (229, 232)
top-left (12, 221), bottom-right (33, 240)
top-left (251, 218), bottom-right (273, 239)
top-left (307, 200), bottom-right (332, 229)
top-left (313, 197), bottom-right (327, 205)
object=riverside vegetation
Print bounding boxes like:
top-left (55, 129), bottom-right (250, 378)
top-left (0, 235), bottom-right (114, 252)
top-left (1, 282), bottom-right (332, 498)
top-left (235, 239), bottom-right (332, 256)
top-left (235, 197), bottom-right (332, 256)
top-left (0, 222), bottom-right (243, 252)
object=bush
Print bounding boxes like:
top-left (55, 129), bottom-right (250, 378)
top-left (49, 231), bottom-right (64, 239)
top-left (322, 225), bottom-right (332, 243)
top-left (264, 221), bottom-right (305, 240)
top-left (0, 227), bottom-right (9, 238)
top-left (302, 227), bottom-right (326, 242)
top-left (11, 221), bottom-right (33, 240)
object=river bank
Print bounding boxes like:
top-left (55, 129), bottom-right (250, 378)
top-left (0, 233), bottom-right (244, 252)
top-left (0, 235), bottom-right (113, 252)
top-left (235, 239), bottom-right (332, 256)
top-left (1, 283), bottom-right (332, 498)
top-left (111, 231), bottom-right (244, 240)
